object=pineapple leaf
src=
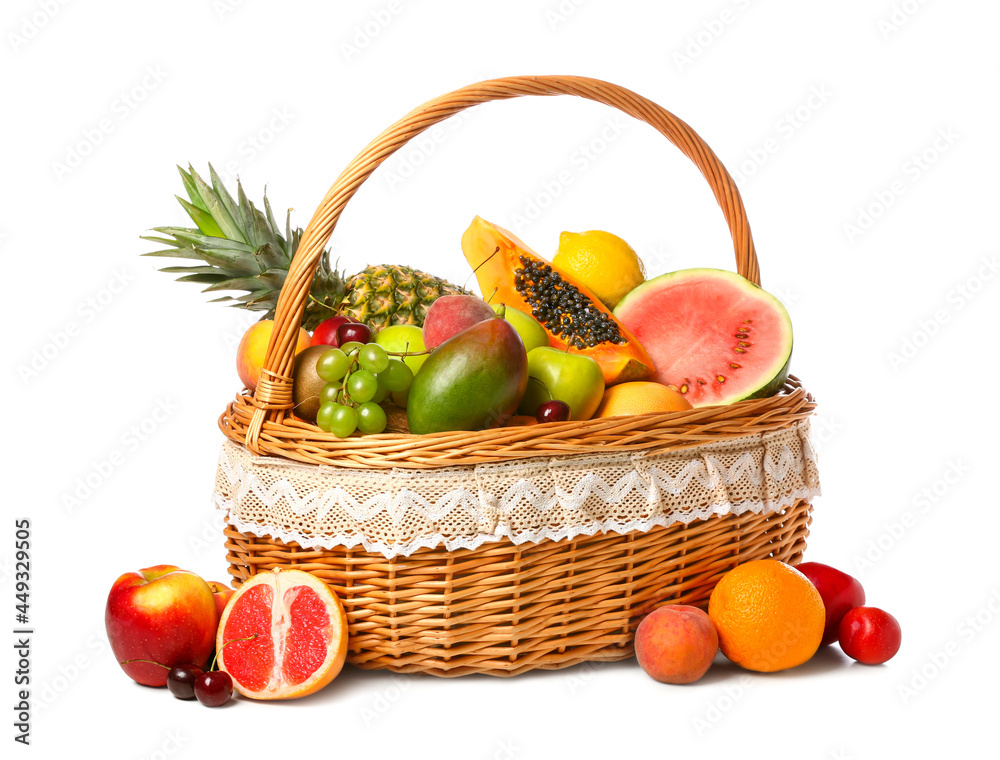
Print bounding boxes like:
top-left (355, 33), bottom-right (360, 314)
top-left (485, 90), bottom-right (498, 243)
top-left (175, 273), bottom-right (231, 284)
top-left (202, 276), bottom-right (272, 293)
top-left (190, 167), bottom-right (246, 244)
top-left (254, 242), bottom-right (288, 272)
top-left (167, 230), bottom-right (255, 254)
top-left (208, 164), bottom-right (246, 242)
top-left (158, 265), bottom-right (243, 277)
top-left (235, 180), bottom-right (259, 248)
top-left (178, 165), bottom-right (209, 213)
top-left (176, 196), bottom-right (225, 237)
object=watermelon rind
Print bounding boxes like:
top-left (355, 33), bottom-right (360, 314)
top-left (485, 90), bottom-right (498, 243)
top-left (613, 268), bottom-right (793, 406)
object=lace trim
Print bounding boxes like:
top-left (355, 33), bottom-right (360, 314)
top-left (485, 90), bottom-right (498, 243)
top-left (213, 421), bottom-right (820, 558)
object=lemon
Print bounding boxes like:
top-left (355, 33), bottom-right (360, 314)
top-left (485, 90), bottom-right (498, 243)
top-left (553, 230), bottom-right (645, 309)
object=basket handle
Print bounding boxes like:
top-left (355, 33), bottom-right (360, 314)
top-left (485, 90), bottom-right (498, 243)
top-left (246, 75), bottom-right (760, 450)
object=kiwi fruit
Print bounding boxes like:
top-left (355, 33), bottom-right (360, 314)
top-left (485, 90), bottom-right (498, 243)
top-left (292, 345), bottom-right (331, 423)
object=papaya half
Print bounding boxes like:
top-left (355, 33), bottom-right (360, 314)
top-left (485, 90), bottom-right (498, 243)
top-left (461, 217), bottom-right (653, 385)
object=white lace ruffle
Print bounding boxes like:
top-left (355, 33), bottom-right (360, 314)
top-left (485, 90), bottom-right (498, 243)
top-left (213, 421), bottom-right (820, 558)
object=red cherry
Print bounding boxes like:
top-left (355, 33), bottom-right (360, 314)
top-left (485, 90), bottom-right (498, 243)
top-left (311, 316), bottom-right (352, 347)
top-left (839, 607), bottom-right (901, 665)
top-left (337, 322), bottom-right (372, 346)
top-left (796, 562), bottom-right (866, 646)
top-left (194, 671), bottom-right (233, 707)
top-left (536, 400), bottom-right (571, 424)
top-left (166, 665), bottom-right (204, 700)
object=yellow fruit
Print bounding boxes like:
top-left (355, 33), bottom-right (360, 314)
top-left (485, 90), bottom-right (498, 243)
top-left (708, 560), bottom-right (825, 673)
top-left (594, 381), bottom-right (692, 417)
top-left (553, 230), bottom-right (645, 309)
top-left (236, 319), bottom-right (310, 392)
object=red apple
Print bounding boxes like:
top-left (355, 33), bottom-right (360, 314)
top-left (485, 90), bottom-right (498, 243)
top-left (311, 316), bottom-right (352, 348)
top-left (839, 607), bottom-right (901, 665)
top-left (105, 565), bottom-right (218, 687)
top-left (796, 561), bottom-right (866, 646)
top-left (206, 581), bottom-right (235, 624)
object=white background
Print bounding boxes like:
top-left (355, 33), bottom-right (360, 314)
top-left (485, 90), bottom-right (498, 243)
top-left (3, 0), bottom-right (998, 757)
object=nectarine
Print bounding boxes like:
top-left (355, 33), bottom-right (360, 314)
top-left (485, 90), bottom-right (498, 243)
top-left (635, 605), bottom-right (719, 684)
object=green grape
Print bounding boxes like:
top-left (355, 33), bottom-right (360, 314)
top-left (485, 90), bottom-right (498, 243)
top-left (316, 401), bottom-right (338, 432)
top-left (347, 370), bottom-right (377, 403)
top-left (316, 348), bottom-right (349, 383)
top-left (358, 343), bottom-right (389, 373)
top-left (320, 383), bottom-right (341, 405)
top-left (371, 376), bottom-right (388, 404)
top-left (379, 358), bottom-right (413, 392)
top-left (390, 388), bottom-right (409, 408)
top-left (356, 402), bottom-right (387, 434)
top-left (329, 404), bottom-right (358, 439)
top-left (340, 341), bottom-right (364, 356)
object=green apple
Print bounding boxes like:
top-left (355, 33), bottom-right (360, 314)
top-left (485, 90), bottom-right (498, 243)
top-left (518, 347), bottom-right (605, 420)
top-left (492, 304), bottom-right (549, 353)
top-left (374, 325), bottom-right (428, 375)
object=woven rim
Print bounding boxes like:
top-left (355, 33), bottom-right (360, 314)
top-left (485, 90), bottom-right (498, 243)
top-left (220, 376), bottom-right (814, 468)
top-left (242, 75), bottom-right (761, 453)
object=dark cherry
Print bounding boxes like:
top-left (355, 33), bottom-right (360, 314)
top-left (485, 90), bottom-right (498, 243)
top-left (337, 322), bottom-right (371, 346)
top-left (194, 671), bottom-right (233, 707)
top-left (536, 400), bottom-right (571, 424)
top-left (311, 316), bottom-right (353, 347)
top-left (166, 664), bottom-right (204, 700)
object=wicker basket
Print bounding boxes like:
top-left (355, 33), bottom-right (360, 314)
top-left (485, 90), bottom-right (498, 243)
top-left (217, 75), bottom-right (818, 677)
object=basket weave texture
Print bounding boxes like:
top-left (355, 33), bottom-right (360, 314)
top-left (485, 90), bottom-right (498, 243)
top-left (218, 75), bottom-right (819, 676)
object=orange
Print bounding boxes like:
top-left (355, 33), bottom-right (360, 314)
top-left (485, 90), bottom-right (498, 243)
top-left (216, 569), bottom-right (348, 700)
top-left (708, 560), bottom-right (825, 672)
top-left (595, 381), bottom-right (693, 417)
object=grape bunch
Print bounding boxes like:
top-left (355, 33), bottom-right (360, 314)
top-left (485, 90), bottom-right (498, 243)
top-left (314, 341), bottom-right (414, 437)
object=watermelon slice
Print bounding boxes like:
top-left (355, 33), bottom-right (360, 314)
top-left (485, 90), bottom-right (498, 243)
top-left (613, 268), bottom-right (792, 407)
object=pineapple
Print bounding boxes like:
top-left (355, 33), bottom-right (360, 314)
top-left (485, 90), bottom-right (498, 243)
top-left (143, 165), bottom-right (469, 331)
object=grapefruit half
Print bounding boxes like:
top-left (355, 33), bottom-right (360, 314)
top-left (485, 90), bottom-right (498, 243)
top-left (216, 569), bottom-right (348, 700)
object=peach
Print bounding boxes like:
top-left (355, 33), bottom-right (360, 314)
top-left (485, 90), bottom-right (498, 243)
top-left (236, 319), bottom-right (310, 391)
top-left (635, 604), bottom-right (719, 684)
top-left (422, 295), bottom-right (496, 349)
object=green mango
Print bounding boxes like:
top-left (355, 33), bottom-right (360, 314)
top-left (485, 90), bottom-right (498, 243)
top-left (407, 317), bottom-right (528, 434)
